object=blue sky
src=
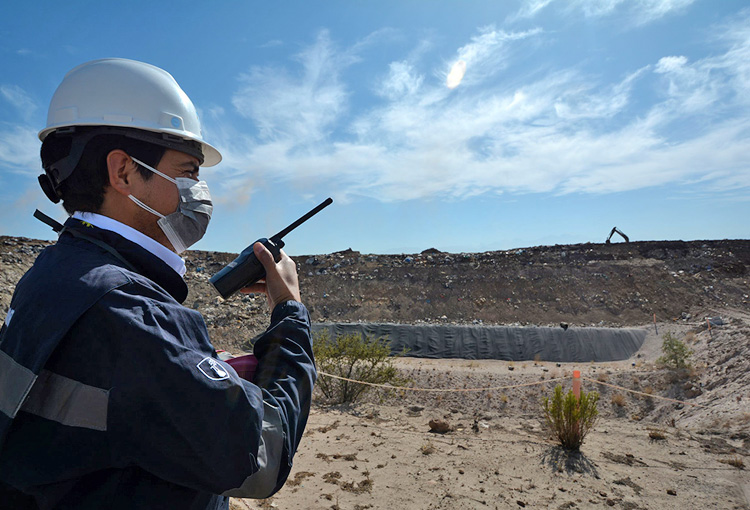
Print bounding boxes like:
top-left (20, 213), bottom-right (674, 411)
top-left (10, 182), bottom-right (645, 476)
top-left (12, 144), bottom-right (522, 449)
top-left (1, 0), bottom-right (748, 255)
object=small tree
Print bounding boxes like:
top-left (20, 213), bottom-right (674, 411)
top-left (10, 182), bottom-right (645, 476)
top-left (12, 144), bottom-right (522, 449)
top-left (542, 385), bottom-right (599, 451)
top-left (313, 331), bottom-right (407, 404)
top-left (657, 332), bottom-right (692, 370)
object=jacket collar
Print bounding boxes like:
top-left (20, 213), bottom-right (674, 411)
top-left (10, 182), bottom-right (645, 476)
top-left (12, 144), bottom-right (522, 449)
top-left (72, 211), bottom-right (186, 276)
top-left (60, 218), bottom-right (189, 303)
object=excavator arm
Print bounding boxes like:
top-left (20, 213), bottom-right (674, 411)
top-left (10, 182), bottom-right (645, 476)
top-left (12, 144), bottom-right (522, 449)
top-left (605, 227), bottom-right (629, 243)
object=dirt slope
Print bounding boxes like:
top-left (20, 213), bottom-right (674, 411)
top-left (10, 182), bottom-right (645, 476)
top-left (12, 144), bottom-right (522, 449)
top-left (178, 239), bottom-right (750, 352)
top-left (2, 237), bottom-right (748, 350)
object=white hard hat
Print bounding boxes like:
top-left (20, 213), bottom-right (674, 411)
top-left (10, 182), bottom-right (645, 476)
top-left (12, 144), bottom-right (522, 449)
top-left (39, 58), bottom-right (221, 167)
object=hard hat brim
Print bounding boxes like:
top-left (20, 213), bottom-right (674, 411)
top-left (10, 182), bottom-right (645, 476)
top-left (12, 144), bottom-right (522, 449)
top-left (39, 123), bottom-right (222, 167)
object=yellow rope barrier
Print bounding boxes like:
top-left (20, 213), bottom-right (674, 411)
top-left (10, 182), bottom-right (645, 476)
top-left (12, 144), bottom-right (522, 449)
top-left (317, 371), bottom-right (567, 393)
top-left (583, 377), bottom-right (708, 408)
top-left (316, 371), bottom-right (709, 409)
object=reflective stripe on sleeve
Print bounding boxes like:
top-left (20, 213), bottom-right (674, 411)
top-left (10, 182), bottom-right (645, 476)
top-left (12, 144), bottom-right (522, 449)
top-left (0, 349), bottom-right (37, 419)
top-left (21, 369), bottom-right (109, 431)
top-left (222, 401), bottom-right (284, 498)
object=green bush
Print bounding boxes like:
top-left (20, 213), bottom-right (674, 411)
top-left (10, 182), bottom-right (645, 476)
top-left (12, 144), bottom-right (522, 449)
top-left (542, 385), bottom-right (599, 451)
top-left (313, 331), bottom-right (407, 405)
top-left (657, 332), bottom-right (692, 370)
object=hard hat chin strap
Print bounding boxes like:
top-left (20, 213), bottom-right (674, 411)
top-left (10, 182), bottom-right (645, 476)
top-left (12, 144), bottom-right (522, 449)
top-left (40, 128), bottom-right (101, 203)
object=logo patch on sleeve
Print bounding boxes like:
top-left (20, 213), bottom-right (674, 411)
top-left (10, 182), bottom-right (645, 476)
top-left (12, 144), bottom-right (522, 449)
top-left (197, 357), bottom-right (230, 381)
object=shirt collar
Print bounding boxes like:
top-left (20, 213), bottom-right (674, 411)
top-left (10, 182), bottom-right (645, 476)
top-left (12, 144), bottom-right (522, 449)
top-left (72, 211), bottom-right (187, 277)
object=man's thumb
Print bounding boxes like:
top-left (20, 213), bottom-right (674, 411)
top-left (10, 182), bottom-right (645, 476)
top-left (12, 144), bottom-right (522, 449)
top-left (253, 242), bottom-right (275, 271)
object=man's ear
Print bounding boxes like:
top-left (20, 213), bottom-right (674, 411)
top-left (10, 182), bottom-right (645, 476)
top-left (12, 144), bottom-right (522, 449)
top-left (106, 150), bottom-right (137, 196)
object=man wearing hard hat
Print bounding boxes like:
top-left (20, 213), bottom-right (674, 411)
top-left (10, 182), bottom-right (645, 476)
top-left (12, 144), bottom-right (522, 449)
top-left (0, 59), bottom-right (316, 509)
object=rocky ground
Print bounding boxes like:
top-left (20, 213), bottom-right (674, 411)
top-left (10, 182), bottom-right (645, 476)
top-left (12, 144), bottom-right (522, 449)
top-left (1, 236), bottom-right (748, 508)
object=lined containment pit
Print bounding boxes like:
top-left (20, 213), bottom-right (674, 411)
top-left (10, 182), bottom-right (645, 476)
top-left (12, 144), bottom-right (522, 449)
top-left (311, 323), bottom-right (646, 362)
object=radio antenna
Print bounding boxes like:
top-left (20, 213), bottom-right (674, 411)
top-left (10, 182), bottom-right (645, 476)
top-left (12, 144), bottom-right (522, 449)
top-left (270, 197), bottom-right (333, 242)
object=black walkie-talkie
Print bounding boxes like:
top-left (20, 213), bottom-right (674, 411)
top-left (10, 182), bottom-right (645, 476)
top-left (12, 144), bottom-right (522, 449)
top-left (210, 198), bottom-right (333, 299)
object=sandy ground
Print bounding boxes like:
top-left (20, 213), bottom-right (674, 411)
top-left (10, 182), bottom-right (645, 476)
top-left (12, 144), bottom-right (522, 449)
top-left (230, 405), bottom-right (747, 510)
top-left (229, 320), bottom-right (749, 510)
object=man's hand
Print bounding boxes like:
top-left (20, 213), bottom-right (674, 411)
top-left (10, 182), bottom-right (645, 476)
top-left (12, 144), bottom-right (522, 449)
top-left (240, 242), bottom-right (301, 310)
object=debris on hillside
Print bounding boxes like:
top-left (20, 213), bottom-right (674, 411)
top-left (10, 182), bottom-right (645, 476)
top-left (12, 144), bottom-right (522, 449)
top-left (2, 238), bottom-right (748, 348)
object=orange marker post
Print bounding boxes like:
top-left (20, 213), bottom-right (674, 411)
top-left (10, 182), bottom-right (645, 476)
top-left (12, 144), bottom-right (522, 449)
top-left (572, 370), bottom-right (581, 400)
top-left (706, 318), bottom-right (713, 339)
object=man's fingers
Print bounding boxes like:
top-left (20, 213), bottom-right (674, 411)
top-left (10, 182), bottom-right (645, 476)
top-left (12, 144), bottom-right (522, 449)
top-left (253, 242), bottom-right (276, 270)
top-left (248, 242), bottom-right (299, 309)
top-left (240, 281), bottom-right (266, 294)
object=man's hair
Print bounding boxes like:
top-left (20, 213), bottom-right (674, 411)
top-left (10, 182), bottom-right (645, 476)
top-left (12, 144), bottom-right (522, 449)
top-left (40, 128), bottom-right (166, 214)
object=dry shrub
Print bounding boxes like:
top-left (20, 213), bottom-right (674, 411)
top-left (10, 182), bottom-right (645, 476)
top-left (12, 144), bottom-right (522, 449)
top-left (421, 441), bottom-right (436, 455)
top-left (611, 393), bottom-right (626, 407)
top-left (342, 473), bottom-right (373, 494)
top-left (648, 428), bottom-right (667, 440)
top-left (316, 420), bottom-right (340, 434)
top-left (542, 385), bottom-right (599, 451)
top-left (323, 471), bottom-right (342, 484)
top-left (719, 456), bottom-right (745, 470)
top-left (286, 471), bottom-right (315, 487)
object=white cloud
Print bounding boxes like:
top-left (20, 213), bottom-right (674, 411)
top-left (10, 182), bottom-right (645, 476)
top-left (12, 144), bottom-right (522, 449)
top-left (513, 0), bottom-right (555, 20)
top-left (513, 0), bottom-right (696, 25)
top-left (209, 16), bottom-right (750, 205)
top-left (1, 85), bottom-right (38, 120)
top-left (654, 55), bottom-right (688, 73)
top-left (445, 60), bottom-right (466, 89)
top-left (449, 27), bottom-right (542, 87)
top-left (713, 11), bottom-right (750, 105)
top-left (651, 14), bottom-right (750, 116)
top-left (259, 39), bottom-right (283, 49)
top-left (632, 0), bottom-right (696, 23)
top-left (554, 67), bottom-right (648, 120)
top-left (231, 30), bottom-right (355, 143)
top-left (380, 61), bottom-right (424, 99)
top-left (0, 125), bottom-right (41, 173)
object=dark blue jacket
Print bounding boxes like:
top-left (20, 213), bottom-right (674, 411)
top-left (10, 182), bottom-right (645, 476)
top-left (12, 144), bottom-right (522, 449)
top-left (0, 218), bottom-right (316, 509)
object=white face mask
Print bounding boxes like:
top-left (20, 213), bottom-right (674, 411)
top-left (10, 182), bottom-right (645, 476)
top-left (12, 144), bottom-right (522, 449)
top-left (128, 157), bottom-right (213, 254)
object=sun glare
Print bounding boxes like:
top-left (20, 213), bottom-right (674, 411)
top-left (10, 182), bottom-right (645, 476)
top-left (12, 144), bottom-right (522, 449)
top-left (446, 60), bottom-right (467, 89)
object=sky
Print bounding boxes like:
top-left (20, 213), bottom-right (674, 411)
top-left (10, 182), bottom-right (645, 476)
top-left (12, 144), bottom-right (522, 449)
top-left (1, 0), bottom-right (748, 256)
